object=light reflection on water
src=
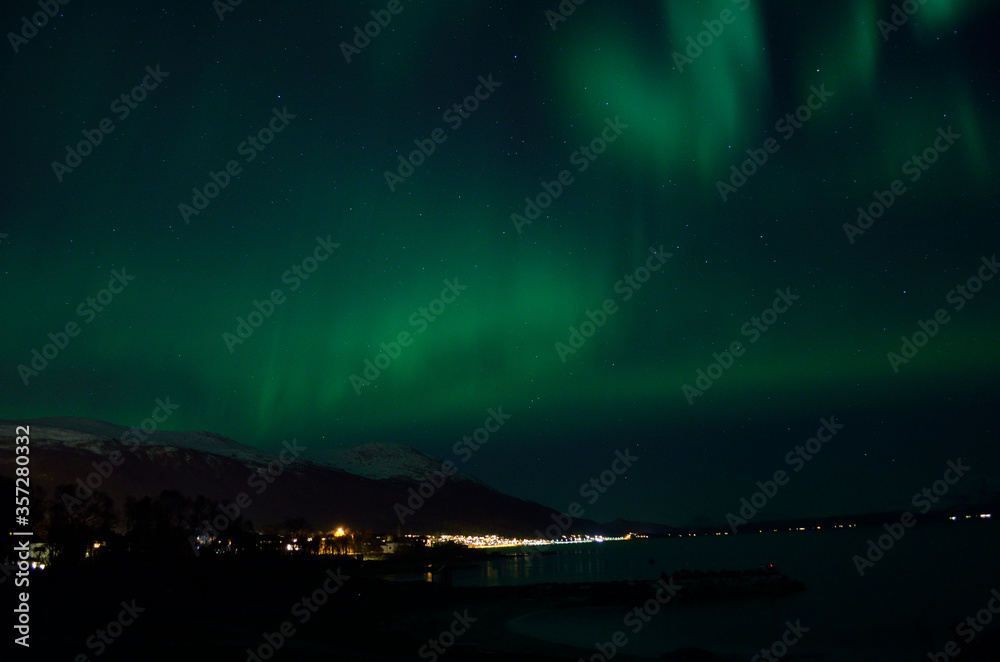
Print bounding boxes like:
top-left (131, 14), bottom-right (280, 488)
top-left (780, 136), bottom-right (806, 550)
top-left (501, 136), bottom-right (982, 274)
top-left (450, 524), bottom-right (1000, 661)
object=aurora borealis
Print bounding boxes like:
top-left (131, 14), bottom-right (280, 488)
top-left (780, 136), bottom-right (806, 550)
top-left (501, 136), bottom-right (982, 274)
top-left (2, 0), bottom-right (998, 526)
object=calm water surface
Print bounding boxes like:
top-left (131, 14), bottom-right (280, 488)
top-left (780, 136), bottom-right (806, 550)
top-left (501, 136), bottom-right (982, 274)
top-left (450, 523), bottom-right (999, 660)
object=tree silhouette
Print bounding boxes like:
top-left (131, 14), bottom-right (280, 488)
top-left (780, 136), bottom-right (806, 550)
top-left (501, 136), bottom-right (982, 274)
top-left (124, 490), bottom-right (220, 560)
top-left (40, 485), bottom-right (119, 566)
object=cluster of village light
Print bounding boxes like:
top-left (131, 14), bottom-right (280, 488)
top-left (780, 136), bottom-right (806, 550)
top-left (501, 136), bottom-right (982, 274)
top-left (35, 513), bottom-right (997, 564)
top-left (431, 533), bottom-right (640, 548)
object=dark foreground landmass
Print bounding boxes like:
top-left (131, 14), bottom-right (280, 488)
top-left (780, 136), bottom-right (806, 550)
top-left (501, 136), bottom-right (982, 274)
top-left (20, 553), bottom-right (1000, 662)
top-left (20, 554), bottom-right (810, 662)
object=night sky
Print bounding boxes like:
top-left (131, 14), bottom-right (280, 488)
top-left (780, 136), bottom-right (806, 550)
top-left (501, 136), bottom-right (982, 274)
top-left (3, 0), bottom-right (998, 528)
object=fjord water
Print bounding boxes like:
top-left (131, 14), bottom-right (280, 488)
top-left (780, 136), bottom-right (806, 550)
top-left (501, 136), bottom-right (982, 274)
top-left (453, 523), bottom-right (999, 660)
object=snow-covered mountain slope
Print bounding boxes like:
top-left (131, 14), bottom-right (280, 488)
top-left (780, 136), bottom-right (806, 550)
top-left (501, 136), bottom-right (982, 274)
top-left (0, 417), bottom-right (591, 535)
top-left (0, 416), bottom-right (277, 467)
top-left (318, 442), bottom-right (478, 482)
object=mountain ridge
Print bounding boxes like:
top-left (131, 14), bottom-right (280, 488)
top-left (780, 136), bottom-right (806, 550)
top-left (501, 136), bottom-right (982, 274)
top-left (0, 417), bottom-right (605, 536)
